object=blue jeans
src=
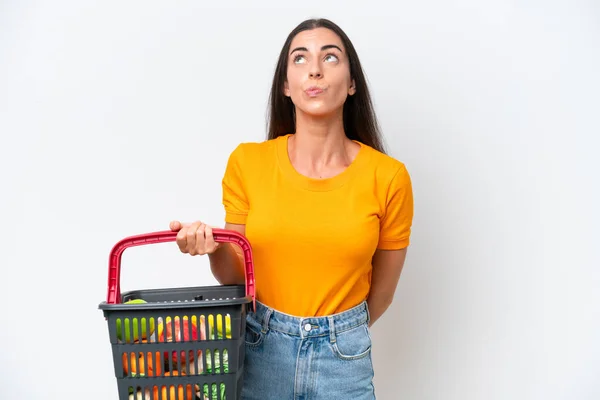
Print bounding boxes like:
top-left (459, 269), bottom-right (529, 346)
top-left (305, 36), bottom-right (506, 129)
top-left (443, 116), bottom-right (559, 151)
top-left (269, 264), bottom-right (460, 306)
top-left (241, 300), bottom-right (376, 399)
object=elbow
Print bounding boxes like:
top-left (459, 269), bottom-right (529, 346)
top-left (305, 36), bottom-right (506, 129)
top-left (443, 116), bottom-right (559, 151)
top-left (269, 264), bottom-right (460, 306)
top-left (382, 295), bottom-right (394, 311)
top-left (368, 291), bottom-right (395, 309)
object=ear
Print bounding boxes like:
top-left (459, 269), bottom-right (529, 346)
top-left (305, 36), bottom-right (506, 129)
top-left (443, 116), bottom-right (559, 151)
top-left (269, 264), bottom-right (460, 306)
top-left (348, 79), bottom-right (356, 96)
top-left (284, 80), bottom-right (291, 97)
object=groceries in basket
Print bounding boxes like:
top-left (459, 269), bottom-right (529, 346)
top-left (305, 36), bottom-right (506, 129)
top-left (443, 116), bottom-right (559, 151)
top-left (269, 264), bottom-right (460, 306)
top-left (118, 301), bottom-right (232, 399)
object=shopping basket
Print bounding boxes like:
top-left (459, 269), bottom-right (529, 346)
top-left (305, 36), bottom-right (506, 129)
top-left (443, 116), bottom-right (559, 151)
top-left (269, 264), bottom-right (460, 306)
top-left (98, 229), bottom-right (255, 400)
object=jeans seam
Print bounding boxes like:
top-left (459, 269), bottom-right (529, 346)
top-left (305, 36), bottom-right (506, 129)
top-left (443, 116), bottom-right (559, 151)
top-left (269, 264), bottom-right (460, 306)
top-left (335, 317), bottom-right (369, 334)
top-left (245, 326), bottom-right (265, 347)
top-left (293, 337), bottom-right (303, 399)
top-left (331, 342), bottom-right (372, 361)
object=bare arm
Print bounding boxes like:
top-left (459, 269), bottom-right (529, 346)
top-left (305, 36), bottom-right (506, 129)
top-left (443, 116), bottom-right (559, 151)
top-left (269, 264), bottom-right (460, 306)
top-left (208, 223), bottom-right (247, 285)
top-left (367, 248), bottom-right (408, 326)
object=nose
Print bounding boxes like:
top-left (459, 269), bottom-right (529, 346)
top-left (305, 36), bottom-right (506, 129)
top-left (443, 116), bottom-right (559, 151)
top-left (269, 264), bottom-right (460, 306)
top-left (309, 65), bottom-right (322, 79)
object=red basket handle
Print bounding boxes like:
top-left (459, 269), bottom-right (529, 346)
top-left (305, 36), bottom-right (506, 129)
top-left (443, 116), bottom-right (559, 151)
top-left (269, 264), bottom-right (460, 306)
top-left (106, 229), bottom-right (255, 310)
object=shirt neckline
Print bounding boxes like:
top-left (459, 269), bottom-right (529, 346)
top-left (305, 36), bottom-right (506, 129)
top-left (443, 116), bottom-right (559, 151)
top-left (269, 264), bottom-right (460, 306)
top-left (275, 133), bottom-right (369, 192)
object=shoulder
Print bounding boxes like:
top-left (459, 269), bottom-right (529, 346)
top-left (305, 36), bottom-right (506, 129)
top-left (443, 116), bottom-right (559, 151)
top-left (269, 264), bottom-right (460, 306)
top-left (360, 143), bottom-right (410, 185)
top-left (228, 135), bottom-right (282, 163)
top-left (224, 135), bottom-right (284, 181)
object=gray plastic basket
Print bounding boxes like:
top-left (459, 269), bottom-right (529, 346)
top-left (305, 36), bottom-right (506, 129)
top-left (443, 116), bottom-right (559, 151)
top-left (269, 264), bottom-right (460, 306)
top-left (98, 229), bottom-right (255, 400)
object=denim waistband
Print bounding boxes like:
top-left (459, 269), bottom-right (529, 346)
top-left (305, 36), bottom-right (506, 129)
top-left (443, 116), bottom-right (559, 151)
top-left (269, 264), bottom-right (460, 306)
top-left (249, 300), bottom-right (370, 338)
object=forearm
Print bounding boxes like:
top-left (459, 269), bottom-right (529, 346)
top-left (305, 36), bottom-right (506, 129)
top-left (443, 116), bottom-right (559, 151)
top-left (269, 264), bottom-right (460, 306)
top-left (367, 248), bottom-right (407, 327)
top-left (366, 292), bottom-right (393, 327)
top-left (208, 243), bottom-right (245, 285)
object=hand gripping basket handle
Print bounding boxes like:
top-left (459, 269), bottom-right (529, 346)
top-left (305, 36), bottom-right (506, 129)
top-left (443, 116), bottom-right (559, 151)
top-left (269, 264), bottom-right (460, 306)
top-left (105, 229), bottom-right (255, 310)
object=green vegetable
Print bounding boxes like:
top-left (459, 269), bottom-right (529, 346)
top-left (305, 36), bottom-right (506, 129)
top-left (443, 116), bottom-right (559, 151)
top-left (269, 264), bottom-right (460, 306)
top-left (202, 349), bottom-right (228, 399)
top-left (205, 349), bottom-right (229, 374)
top-left (202, 382), bottom-right (226, 400)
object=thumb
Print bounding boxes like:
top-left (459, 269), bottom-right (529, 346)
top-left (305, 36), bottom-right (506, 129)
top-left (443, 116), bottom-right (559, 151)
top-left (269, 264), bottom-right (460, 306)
top-left (169, 220), bottom-right (182, 231)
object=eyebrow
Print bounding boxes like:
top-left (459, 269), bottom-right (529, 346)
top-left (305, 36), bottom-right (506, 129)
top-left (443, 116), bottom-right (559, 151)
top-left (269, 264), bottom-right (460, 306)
top-left (290, 44), bottom-right (343, 55)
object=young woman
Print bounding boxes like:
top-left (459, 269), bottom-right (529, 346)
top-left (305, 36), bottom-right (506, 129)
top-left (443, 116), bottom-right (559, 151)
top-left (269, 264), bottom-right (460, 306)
top-left (170, 18), bottom-right (414, 399)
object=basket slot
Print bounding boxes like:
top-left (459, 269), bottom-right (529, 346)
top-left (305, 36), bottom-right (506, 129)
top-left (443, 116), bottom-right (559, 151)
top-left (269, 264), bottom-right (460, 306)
top-left (185, 314), bottom-right (192, 343)
top-left (196, 349), bottom-right (204, 375)
top-left (166, 348), bottom-right (175, 376)
top-left (202, 348), bottom-right (210, 377)
top-left (203, 314), bottom-right (211, 342)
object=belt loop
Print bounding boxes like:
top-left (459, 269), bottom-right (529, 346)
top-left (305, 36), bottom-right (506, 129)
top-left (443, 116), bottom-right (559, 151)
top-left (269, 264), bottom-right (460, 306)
top-left (327, 316), bottom-right (336, 344)
top-left (365, 301), bottom-right (371, 325)
top-left (261, 307), bottom-right (273, 334)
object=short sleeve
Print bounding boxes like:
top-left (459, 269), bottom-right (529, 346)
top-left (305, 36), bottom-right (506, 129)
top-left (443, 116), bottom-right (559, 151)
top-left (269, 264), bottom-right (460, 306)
top-left (222, 144), bottom-right (249, 224)
top-left (377, 165), bottom-right (414, 250)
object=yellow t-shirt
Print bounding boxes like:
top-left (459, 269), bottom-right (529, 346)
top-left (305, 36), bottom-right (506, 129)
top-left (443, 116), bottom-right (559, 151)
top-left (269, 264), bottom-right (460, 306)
top-left (222, 134), bottom-right (413, 317)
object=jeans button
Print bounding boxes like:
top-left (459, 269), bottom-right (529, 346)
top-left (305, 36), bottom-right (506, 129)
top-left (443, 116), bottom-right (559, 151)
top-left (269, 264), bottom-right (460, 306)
top-left (304, 323), bottom-right (311, 332)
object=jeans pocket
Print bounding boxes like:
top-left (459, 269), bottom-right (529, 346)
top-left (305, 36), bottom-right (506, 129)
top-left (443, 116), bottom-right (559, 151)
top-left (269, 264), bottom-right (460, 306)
top-left (331, 323), bottom-right (372, 361)
top-left (244, 315), bottom-right (265, 347)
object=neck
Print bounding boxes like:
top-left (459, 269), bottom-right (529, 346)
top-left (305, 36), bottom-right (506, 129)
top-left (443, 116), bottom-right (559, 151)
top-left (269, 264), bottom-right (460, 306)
top-left (292, 108), bottom-right (349, 165)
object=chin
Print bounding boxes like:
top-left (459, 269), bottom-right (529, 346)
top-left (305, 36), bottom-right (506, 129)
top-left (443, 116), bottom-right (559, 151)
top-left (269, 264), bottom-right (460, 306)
top-left (296, 102), bottom-right (340, 118)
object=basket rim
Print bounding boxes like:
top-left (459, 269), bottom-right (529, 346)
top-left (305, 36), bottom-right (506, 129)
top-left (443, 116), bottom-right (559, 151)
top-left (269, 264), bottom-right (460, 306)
top-left (98, 284), bottom-right (251, 311)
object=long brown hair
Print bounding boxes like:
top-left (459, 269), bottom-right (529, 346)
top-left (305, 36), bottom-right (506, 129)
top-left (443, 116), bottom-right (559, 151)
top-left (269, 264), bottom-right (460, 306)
top-left (266, 18), bottom-right (386, 154)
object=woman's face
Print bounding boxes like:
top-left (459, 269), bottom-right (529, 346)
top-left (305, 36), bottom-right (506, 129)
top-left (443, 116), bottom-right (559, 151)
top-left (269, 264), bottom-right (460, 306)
top-left (284, 27), bottom-right (356, 118)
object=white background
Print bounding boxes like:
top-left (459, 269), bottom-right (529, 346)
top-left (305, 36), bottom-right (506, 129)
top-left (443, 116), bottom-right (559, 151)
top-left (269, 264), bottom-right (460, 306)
top-left (1, 1), bottom-right (599, 399)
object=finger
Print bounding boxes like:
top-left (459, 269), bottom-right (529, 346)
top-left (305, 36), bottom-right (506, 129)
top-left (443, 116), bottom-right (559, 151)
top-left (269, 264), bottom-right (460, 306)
top-left (187, 221), bottom-right (202, 255)
top-left (170, 220), bottom-right (184, 231)
top-left (196, 223), bottom-right (207, 254)
top-left (204, 225), bottom-right (220, 253)
top-left (176, 224), bottom-right (188, 253)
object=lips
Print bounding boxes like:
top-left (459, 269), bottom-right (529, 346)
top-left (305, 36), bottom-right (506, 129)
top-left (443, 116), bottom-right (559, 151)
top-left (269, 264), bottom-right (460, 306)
top-left (305, 86), bottom-right (326, 97)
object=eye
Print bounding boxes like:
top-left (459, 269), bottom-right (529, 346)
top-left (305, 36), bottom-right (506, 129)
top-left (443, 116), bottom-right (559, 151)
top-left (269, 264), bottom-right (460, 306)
top-left (324, 54), bottom-right (339, 63)
top-left (293, 55), bottom-right (307, 64)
